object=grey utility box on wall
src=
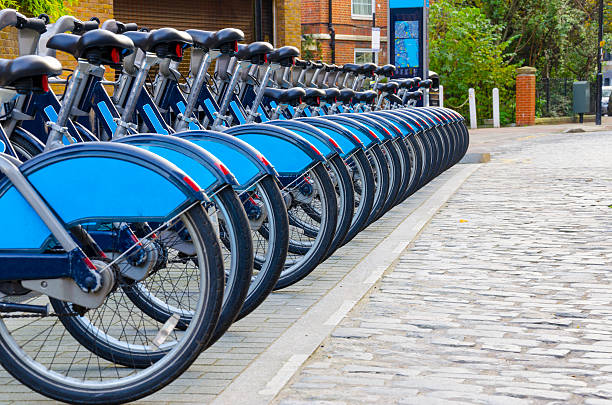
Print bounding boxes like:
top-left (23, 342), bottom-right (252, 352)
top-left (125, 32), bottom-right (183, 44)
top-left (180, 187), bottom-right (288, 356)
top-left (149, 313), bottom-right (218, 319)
top-left (573, 81), bottom-right (590, 114)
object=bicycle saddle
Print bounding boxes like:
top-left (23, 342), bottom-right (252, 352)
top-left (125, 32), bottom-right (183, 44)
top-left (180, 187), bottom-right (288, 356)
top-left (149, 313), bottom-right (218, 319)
top-left (264, 87), bottom-right (306, 106)
top-left (342, 63), bottom-right (361, 74)
top-left (268, 46), bottom-right (299, 64)
top-left (358, 63), bottom-right (377, 76)
top-left (323, 88), bottom-right (340, 102)
top-left (375, 81), bottom-right (399, 93)
top-left (0, 55), bottom-right (62, 90)
top-left (418, 79), bottom-right (433, 89)
top-left (208, 28), bottom-right (244, 51)
top-left (123, 28), bottom-right (192, 61)
top-left (404, 90), bottom-right (423, 100)
top-left (311, 61), bottom-right (324, 69)
top-left (375, 64), bottom-right (396, 77)
top-left (386, 93), bottom-right (403, 104)
top-left (337, 88), bottom-right (355, 102)
top-left (303, 88), bottom-right (325, 105)
top-left (186, 29), bottom-right (217, 50)
top-left (353, 90), bottom-right (377, 103)
top-left (47, 29), bottom-right (134, 65)
top-left (321, 63), bottom-right (333, 72)
top-left (394, 78), bottom-right (414, 89)
top-left (236, 41), bottom-right (274, 63)
top-left (294, 59), bottom-right (310, 68)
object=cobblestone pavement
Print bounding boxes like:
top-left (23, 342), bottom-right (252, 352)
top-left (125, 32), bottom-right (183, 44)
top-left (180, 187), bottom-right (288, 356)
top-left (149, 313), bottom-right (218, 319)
top-left (274, 131), bottom-right (612, 405)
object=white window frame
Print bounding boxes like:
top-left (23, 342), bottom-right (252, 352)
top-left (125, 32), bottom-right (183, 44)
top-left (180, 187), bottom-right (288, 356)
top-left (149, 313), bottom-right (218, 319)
top-left (354, 48), bottom-right (379, 64)
top-left (351, 0), bottom-right (373, 20)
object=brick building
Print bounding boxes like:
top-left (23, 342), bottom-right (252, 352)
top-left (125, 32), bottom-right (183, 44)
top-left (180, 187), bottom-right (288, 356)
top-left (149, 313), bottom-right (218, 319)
top-left (301, 0), bottom-right (388, 65)
top-left (0, 0), bottom-right (301, 61)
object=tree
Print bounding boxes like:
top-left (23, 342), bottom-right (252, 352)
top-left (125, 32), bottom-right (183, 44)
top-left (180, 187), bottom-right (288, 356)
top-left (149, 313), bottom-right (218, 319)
top-left (0, 0), bottom-right (75, 20)
top-left (429, 0), bottom-right (519, 124)
top-left (471, 0), bottom-right (603, 79)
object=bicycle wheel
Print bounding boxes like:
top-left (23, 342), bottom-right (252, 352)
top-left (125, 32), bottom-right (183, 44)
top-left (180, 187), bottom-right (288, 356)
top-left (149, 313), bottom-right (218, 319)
top-left (123, 186), bottom-right (253, 346)
top-left (342, 148), bottom-right (375, 244)
top-left (0, 204), bottom-right (224, 404)
top-left (274, 163), bottom-right (337, 289)
top-left (236, 175), bottom-right (289, 320)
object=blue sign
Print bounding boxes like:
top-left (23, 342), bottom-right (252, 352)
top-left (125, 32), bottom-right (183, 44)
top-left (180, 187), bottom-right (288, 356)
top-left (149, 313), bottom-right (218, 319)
top-left (389, 0), bottom-right (428, 79)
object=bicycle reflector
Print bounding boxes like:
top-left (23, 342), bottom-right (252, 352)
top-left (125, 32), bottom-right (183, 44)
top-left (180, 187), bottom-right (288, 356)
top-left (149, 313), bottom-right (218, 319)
top-left (111, 48), bottom-right (121, 64)
top-left (41, 75), bottom-right (49, 92)
top-left (183, 175), bottom-right (201, 192)
top-left (215, 161), bottom-right (231, 176)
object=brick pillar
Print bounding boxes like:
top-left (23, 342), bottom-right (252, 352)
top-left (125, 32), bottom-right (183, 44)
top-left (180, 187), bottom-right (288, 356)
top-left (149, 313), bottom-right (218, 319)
top-left (275, 0), bottom-right (302, 49)
top-left (516, 66), bottom-right (537, 126)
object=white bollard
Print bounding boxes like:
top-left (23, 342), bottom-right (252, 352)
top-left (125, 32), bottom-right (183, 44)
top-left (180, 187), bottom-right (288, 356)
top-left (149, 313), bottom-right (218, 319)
top-left (492, 87), bottom-right (500, 128)
top-left (468, 88), bottom-right (477, 129)
top-left (439, 85), bottom-right (444, 108)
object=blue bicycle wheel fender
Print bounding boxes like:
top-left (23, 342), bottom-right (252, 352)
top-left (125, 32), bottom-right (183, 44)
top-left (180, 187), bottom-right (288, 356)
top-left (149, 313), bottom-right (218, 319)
top-left (318, 115), bottom-right (381, 148)
top-left (114, 134), bottom-right (238, 194)
top-left (175, 129), bottom-right (278, 188)
top-left (337, 113), bottom-right (397, 142)
top-left (225, 123), bottom-right (325, 176)
top-left (296, 117), bottom-right (363, 159)
top-left (0, 142), bottom-right (207, 251)
top-left (265, 120), bottom-right (344, 159)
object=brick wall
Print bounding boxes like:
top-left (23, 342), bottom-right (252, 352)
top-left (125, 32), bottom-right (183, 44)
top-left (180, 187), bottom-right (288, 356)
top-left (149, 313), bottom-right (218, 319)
top-left (301, 0), bottom-right (388, 65)
top-left (516, 67), bottom-right (537, 126)
top-left (276, 0), bottom-right (302, 49)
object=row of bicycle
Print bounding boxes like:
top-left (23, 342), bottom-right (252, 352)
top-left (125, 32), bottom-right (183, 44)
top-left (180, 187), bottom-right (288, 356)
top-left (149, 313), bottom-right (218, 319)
top-left (0, 9), bottom-right (468, 404)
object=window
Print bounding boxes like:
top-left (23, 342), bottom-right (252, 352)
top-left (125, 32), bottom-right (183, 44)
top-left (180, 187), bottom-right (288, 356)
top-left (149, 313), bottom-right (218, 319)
top-left (354, 48), bottom-right (378, 64)
top-left (352, 0), bottom-right (372, 19)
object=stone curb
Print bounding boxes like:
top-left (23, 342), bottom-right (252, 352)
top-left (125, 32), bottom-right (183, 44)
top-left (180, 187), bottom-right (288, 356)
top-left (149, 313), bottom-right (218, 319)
top-left (210, 164), bottom-right (481, 405)
top-left (460, 152), bottom-right (491, 164)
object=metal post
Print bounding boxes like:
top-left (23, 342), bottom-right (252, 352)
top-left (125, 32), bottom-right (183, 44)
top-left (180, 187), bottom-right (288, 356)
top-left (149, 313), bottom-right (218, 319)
top-left (492, 87), bottom-right (500, 128)
top-left (468, 88), bottom-right (477, 129)
top-left (596, 0), bottom-right (604, 125)
top-left (439, 84), bottom-right (444, 108)
top-left (372, 0), bottom-right (376, 63)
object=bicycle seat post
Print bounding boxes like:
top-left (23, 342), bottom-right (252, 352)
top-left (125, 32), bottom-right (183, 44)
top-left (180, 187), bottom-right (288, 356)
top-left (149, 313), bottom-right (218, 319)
top-left (114, 52), bottom-right (157, 138)
top-left (175, 49), bottom-right (213, 131)
top-left (245, 62), bottom-right (279, 123)
top-left (45, 59), bottom-right (89, 150)
top-left (212, 57), bottom-right (243, 130)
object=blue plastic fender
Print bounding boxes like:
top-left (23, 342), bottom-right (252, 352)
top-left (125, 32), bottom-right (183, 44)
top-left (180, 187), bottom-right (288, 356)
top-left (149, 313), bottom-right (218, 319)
top-left (175, 130), bottom-right (278, 188)
top-left (364, 111), bottom-right (418, 137)
top-left (113, 134), bottom-right (238, 194)
top-left (225, 124), bottom-right (326, 176)
top-left (317, 115), bottom-right (381, 148)
top-left (337, 113), bottom-right (397, 142)
top-left (296, 117), bottom-right (363, 159)
top-left (0, 142), bottom-right (206, 251)
top-left (265, 120), bottom-right (344, 159)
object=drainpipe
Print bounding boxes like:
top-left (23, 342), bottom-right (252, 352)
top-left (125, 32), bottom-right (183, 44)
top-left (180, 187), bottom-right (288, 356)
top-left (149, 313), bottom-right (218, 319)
top-left (255, 0), bottom-right (263, 41)
top-left (328, 0), bottom-right (335, 63)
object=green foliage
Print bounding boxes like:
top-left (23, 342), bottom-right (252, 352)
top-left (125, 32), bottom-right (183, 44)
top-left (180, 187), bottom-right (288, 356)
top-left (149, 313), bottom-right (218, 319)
top-left (472, 0), bottom-right (601, 79)
top-left (1, 0), bottom-right (75, 19)
top-left (429, 0), bottom-right (519, 125)
top-left (301, 34), bottom-right (322, 61)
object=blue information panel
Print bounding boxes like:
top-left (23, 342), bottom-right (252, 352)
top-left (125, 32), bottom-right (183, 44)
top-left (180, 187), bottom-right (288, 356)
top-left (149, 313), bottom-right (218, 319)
top-left (389, 0), bottom-right (428, 79)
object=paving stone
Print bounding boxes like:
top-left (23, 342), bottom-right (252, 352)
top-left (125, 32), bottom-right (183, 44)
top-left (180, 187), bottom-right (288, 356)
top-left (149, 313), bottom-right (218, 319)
top-left (274, 132), bottom-right (612, 405)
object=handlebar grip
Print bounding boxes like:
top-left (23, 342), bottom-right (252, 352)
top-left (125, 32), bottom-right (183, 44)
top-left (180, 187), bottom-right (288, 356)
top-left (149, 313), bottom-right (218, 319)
top-left (15, 15), bottom-right (47, 33)
top-left (124, 23), bottom-right (138, 32)
top-left (81, 20), bottom-right (100, 32)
